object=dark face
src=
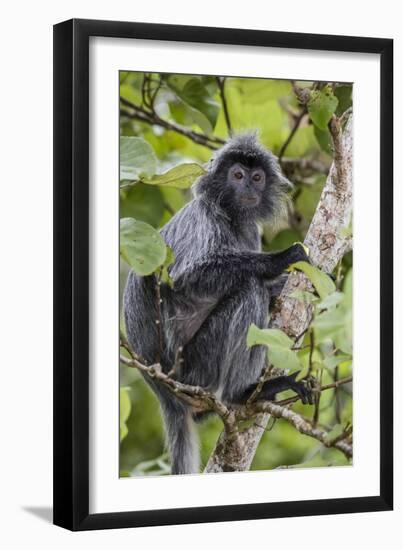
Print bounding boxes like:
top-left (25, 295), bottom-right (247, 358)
top-left (227, 162), bottom-right (266, 209)
top-left (194, 134), bottom-right (290, 223)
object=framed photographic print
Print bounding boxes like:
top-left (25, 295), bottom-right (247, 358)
top-left (53, 19), bottom-right (393, 530)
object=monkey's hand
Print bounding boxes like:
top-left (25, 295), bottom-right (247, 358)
top-left (249, 371), bottom-right (314, 405)
top-left (286, 242), bottom-right (311, 266)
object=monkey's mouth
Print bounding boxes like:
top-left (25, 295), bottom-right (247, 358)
top-left (241, 197), bottom-right (259, 207)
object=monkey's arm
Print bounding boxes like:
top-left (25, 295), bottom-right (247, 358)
top-left (174, 243), bottom-right (308, 296)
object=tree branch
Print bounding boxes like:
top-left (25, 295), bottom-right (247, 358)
top-left (121, 334), bottom-right (353, 469)
top-left (120, 96), bottom-right (225, 150)
top-left (246, 401), bottom-right (352, 459)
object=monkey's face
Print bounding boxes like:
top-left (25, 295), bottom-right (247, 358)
top-left (194, 133), bottom-right (291, 222)
top-left (227, 162), bottom-right (266, 208)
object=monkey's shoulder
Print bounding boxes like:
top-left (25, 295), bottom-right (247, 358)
top-left (162, 198), bottom-right (259, 253)
top-left (161, 199), bottom-right (229, 255)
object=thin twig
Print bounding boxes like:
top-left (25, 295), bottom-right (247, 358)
top-left (307, 330), bottom-right (315, 376)
top-left (154, 273), bottom-right (163, 363)
top-left (312, 368), bottom-right (323, 427)
top-left (167, 346), bottom-right (184, 378)
top-left (216, 77), bottom-right (232, 136)
top-left (276, 376), bottom-right (352, 407)
top-left (334, 365), bottom-right (342, 424)
top-left (246, 363), bottom-right (273, 404)
top-left (278, 107), bottom-right (307, 161)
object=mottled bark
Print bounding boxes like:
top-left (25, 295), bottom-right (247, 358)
top-left (205, 115), bottom-right (353, 473)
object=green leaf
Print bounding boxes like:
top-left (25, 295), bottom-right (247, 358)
top-left (120, 387), bottom-right (131, 442)
top-left (268, 346), bottom-right (301, 371)
top-left (247, 324), bottom-right (294, 349)
top-left (142, 163), bottom-right (206, 189)
top-left (120, 217), bottom-right (167, 276)
top-left (160, 246), bottom-right (175, 287)
top-left (308, 86), bottom-right (339, 130)
top-left (314, 125), bottom-right (333, 155)
top-left (246, 325), bottom-right (301, 371)
top-left (166, 76), bottom-right (220, 134)
top-left (120, 136), bottom-right (157, 181)
top-left (313, 308), bottom-right (352, 353)
top-left (289, 261), bottom-right (336, 299)
top-left (120, 183), bottom-right (164, 228)
top-left (334, 85), bottom-right (352, 117)
top-left (317, 291), bottom-right (344, 311)
top-left (289, 289), bottom-right (318, 304)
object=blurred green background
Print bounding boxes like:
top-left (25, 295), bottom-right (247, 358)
top-left (119, 72), bottom-right (353, 476)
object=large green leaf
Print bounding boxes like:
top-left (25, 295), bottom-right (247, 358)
top-left (166, 76), bottom-right (220, 134)
top-left (120, 136), bottom-right (157, 181)
top-left (308, 86), bottom-right (339, 131)
top-left (246, 324), bottom-right (300, 371)
top-left (289, 261), bottom-right (336, 299)
top-left (247, 324), bottom-right (294, 349)
top-left (142, 163), bottom-right (206, 189)
top-left (267, 346), bottom-right (301, 371)
top-left (120, 217), bottom-right (167, 276)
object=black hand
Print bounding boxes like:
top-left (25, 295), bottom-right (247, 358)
top-left (286, 243), bottom-right (310, 265)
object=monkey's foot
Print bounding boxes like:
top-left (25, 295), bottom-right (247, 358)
top-left (259, 371), bottom-right (314, 404)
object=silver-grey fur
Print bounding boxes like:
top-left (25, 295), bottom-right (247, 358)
top-left (123, 134), bottom-right (312, 475)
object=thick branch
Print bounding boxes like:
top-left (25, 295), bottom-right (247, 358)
top-left (205, 114), bottom-right (353, 473)
top-left (120, 351), bottom-right (232, 418)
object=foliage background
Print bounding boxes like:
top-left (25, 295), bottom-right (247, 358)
top-left (119, 72), bottom-right (353, 477)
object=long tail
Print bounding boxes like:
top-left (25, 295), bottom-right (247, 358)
top-left (160, 397), bottom-right (199, 475)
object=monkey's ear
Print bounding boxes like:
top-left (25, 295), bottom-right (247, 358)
top-left (277, 173), bottom-right (294, 192)
top-left (192, 173), bottom-right (210, 197)
top-left (271, 155), bottom-right (293, 192)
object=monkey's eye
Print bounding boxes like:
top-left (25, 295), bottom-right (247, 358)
top-left (252, 173), bottom-right (261, 182)
top-left (234, 171), bottom-right (243, 180)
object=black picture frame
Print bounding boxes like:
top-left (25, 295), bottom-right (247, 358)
top-left (53, 18), bottom-right (393, 531)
